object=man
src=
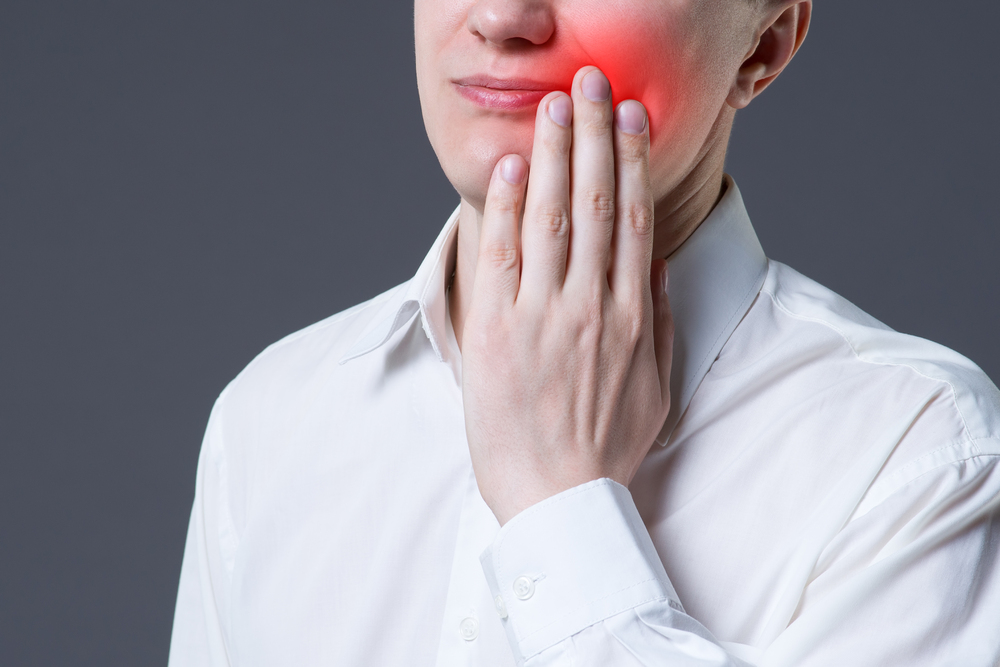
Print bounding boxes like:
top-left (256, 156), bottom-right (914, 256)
top-left (169, 0), bottom-right (1000, 665)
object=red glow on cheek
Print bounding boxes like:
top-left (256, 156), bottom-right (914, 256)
top-left (563, 16), bottom-right (687, 144)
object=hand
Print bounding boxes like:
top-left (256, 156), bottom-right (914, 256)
top-left (462, 66), bottom-right (674, 526)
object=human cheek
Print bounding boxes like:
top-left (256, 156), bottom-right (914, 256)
top-left (563, 15), bottom-right (692, 143)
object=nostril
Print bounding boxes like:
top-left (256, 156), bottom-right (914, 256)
top-left (467, 1), bottom-right (555, 46)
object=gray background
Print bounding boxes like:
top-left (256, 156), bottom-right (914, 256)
top-left (1, 1), bottom-right (997, 664)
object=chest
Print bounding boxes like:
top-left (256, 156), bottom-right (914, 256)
top-left (224, 352), bottom-right (519, 666)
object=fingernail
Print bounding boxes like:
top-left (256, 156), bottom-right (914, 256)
top-left (616, 100), bottom-right (647, 135)
top-left (547, 94), bottom-right (572, 127)
top-left (661, 263), bottom-right (669, 294)
top-left (501, 155), bottom-right (526, 185)
top-left (582, 69), bottom-right (611, 102)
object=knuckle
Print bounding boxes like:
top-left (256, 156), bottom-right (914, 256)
top-left (582, 108), bottom-right (613, 136)
top-left (626, 306), bottom-right (649, 339)
top-left (617, 134), bottom-right (649, 166)
top-left (471, 319), bottom-right (508, 348)
top-left (621, 201), bottom-right (655, 238)
top-left (540, 127), bottom-right (571, 155)
top-left (534, 205), bottom-right (570, 236)
top-left (611, 294), bottom-right (650, 341)
top-left (481, 241), bottom-right (519, 270)
top-left (489, 190), bottom-right (520, 216)
top-left (575, 289), bottom-right (606, 332)
top-left (466, 320), bottom-right (509, 357)
top-left (583, 187), bottom-right (616, 224)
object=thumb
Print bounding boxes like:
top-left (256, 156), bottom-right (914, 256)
top-left (650, 258), bottom-right (674, 410)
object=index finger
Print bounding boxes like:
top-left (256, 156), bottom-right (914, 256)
top-left (471, 154), bottom-right (528, 314)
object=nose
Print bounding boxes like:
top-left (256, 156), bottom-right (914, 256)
top-left (467, 0), bottom-right (555, 46)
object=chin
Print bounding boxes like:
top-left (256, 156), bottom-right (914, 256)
top-left (433, 115), bottom-right (535, 213)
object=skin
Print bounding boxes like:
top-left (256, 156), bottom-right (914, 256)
top-left (414, 0), bottom-right (811, 525)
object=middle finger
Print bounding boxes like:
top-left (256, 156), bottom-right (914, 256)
top-left (566, 66), bottom-right (616, 289)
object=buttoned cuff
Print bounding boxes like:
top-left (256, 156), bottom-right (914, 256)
top-left (479, 478), bottom-right (683, 662)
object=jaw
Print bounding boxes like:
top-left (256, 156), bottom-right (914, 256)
top-left (648, 103), bottom-right (736, 260)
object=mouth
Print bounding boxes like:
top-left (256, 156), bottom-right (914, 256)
top-left (452, 76), bottom-right (565, 111)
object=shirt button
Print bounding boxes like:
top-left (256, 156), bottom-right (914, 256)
top-left (459, 617), bottom-right (479, 641)
top-left (513, 575), bottom-right (535, 600)
top-left (495, 595), bottom-right (508, 619)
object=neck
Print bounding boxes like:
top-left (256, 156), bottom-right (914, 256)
top-left (449, 110), bottom-right (733, 349)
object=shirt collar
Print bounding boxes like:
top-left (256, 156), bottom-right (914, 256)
top-left (339, 205), bottom-right (460, 366)
top-left (656, 175), bottom-right (768, 443)
top-left (340, 175), bottom-right (767, 445)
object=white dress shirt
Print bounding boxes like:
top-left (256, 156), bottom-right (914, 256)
top-left (169, 177), bottom-right (1000, 666)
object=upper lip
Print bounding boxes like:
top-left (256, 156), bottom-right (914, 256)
top-left (453, 75), bottom-right (565, 91)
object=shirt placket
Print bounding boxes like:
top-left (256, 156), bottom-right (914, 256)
top-left (433, 464), bottom-right (515, 667)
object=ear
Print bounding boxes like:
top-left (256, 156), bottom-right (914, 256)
top-left (728, 0), bottom-right (811, 109)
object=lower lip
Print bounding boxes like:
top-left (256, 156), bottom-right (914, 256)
top-left (455, 84), bottom-right (550, 111)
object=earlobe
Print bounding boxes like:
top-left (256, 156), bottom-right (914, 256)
top-left (727, 0), bottom-right (811, 109)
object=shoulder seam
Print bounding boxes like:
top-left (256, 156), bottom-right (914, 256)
top-left (760, 286), bottom-right (974, 438)
top-left (868, 437), bottom-right (999, 499)
top-left (858, 449), bottom-right (1000, 521)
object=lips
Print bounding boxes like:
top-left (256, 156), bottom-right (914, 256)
top-left (453, 75), bottom-right (566, 111)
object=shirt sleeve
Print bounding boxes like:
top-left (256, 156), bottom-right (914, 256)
top-left (480, 455), bottom-right (1000, 667)
top-left (168, 394), bottom-right (238, 667)
top-left (479, 478), bottom-right (753, 666)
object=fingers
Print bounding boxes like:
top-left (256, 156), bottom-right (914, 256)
top-left (650, 259), bottom-right (674, 409)
top-left (519, 91), bottom-right (573, 295)
top-left (609, 100), bottom-right (654, 298)
top-left (486, 67), bottom-right (652, 312)
top-left (472, 154), bottom-right (528, 314)
top-left (566, 67), bottom-right (616, 287)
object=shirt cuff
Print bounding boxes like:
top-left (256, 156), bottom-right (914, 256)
top-left (479, 478), bottom-right (684, 662)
